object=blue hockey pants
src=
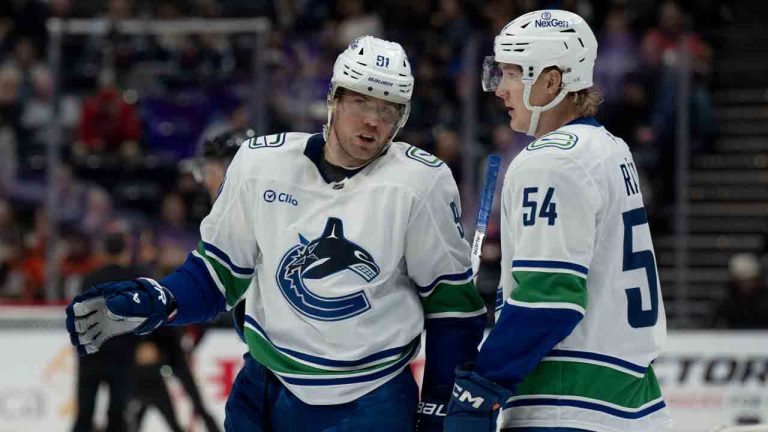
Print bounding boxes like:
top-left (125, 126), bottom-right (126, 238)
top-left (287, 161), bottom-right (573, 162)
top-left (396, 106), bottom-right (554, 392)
top-left (224, 353), bottom-right (418, 431)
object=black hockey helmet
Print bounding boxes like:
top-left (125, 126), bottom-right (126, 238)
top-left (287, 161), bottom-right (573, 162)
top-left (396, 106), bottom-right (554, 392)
top-left (202, 128), bottom-right (256, 162)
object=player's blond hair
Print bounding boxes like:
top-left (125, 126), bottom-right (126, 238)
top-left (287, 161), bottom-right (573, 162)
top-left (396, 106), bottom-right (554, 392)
top-left (570, 87), bottom-right (603, 117)
top-left (541, 66), bottom-right (603, 117)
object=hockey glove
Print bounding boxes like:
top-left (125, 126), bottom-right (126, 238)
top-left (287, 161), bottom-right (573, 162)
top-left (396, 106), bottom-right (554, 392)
top-left (443, 366), bottom-right (512, 432)
top-left (65, 278), bottom-right (177, 356)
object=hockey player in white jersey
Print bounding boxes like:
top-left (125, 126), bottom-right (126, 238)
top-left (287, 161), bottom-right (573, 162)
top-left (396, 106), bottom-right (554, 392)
top-left (443, 10), bottom-right (672, 432)
top-left (65, 36), bottom-right (487, 431)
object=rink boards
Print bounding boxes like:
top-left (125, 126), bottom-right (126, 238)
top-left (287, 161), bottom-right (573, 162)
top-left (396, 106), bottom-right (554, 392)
top-left (0, 305), bottom-right (766, 431)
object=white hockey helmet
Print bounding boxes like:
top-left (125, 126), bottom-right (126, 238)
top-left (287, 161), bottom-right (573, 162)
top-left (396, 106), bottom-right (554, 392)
top-left (324, 35), bottom-right (414, 142)
top-left (482, 10), bottom-right (598, 136)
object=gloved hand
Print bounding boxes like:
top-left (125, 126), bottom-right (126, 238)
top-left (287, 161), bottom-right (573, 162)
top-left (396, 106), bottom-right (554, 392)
top-left (65, 278), bottom-right (177, 356)
top-left (415, 397), bottom-right (447, 432)
top-left (443, 366), bottom-right (513, 432)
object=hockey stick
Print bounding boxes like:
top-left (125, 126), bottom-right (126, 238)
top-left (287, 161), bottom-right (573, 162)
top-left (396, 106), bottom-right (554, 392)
top-left (470, 154), bottom-right (501, 283)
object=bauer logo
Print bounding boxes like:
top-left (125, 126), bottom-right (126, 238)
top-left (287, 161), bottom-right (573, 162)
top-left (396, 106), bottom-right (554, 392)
top-left (535, 12), bottom-right (571, 28)
top-left (367, 77), bottom-right (394, 87)
top-left (263, 189), bottom-right (298, 206)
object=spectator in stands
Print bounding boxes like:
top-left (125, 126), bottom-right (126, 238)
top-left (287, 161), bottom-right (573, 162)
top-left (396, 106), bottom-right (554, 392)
top-left (19, 65), bottom-right (80, 163)
top-left (217, 0), bottom-right (274, 19)
top-left (335, 0), bottom-right (383, 47)
top-left (60, 228), bottom-right (100, 300)
top-left (19, 206), bottom-right (47, 301)
top-left (642, 0), bottom-right (713, 146)
top-left (432, 127), bottom-right (463, 185)
top-left (76, 82), bottom-right (142, 158)
top-left (72, 231), bottom-right (140, 432)
top-left (73, 0), bottom-right (144, 78)
top-left (594, 4), bottom-right (640, 108)
top-left (0, 6), bottom-right (11, 56)
top-left (3, 37), bottom-right (48, 101)
top-left (152, 0), bottom-right (190, 63)
top-left (642, 1), bottom-right (710, 73)
top-left (480, 0), bottom-right (517, 34)
top-left (431, 0), bottom-right (472, 61)
top-left (601, 74), bottom-right (653, 154)
top-left (0, 65), bottom-right (21, 182)
top-left (107, 0), bottom-right (133, 20)
top-left (268, 36), bottom-right (333, 132)
top-left (640, 0), bottom-right (713, 207)
top-left (0, 68), bottom-right (19, 194)
top-left (55, 164), bottom-right (90, 227)
top-left (0, 199), bottom-right (24, 298)
top-left (174, 161), bottom-right (210, 226)
top-left (713, 253), bottom-right (768, 329)
top-left (155, 192), bottom-right (196, 275)
top-left (80, 188), bottom-right (115, 243)
top-left (600, 75), bottom-right (659, 213)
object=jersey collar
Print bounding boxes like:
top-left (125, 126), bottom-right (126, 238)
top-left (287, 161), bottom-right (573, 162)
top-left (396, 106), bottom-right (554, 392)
top-left (565, 116), bottom-right (602, 128)
top-left (304, 133), bottom-right (364, 184)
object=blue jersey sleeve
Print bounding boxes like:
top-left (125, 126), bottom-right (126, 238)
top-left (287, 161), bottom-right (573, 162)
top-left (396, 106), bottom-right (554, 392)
top-left (474, 290), bottom-right (583, 390)
top-left (422, 314), bottom-right (485, 400)
top-left (160, 252), bottom-right (228, 325)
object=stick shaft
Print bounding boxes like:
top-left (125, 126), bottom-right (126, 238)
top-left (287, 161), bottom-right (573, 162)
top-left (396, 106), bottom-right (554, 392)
top-left (471, 154), bottom-right (501, 279)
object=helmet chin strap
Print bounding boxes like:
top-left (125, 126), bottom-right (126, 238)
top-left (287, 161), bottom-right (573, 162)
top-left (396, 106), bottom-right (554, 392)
top-left (522, 84), bottom-right (570, 137)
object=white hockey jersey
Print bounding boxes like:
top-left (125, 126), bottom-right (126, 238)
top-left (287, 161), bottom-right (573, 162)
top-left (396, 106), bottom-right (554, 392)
top-left (494, 118), bottom-right (672, 431)
top-left (194, 132), bottom-right (485, 405)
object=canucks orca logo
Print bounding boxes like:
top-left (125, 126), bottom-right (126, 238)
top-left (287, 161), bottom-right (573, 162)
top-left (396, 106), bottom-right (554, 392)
top-left (275, 217), bottom-right (379, 321)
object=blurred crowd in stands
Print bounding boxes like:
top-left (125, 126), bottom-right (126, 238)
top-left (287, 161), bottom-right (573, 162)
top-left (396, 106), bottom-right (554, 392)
top-left (1, 0), bottom-right (762, 328)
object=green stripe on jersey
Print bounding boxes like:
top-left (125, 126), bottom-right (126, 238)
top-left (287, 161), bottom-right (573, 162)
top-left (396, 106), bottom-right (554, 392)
top-left (516, 360), bottom-right (662, 409)
top-left (243, 327), bottom-right (417, 376)
top-left (511, 271), bottom-right (587, 309)
top-left (421, 281), bottom-right (486, 315)
top-left (197, 242), bottom-right (251, 306)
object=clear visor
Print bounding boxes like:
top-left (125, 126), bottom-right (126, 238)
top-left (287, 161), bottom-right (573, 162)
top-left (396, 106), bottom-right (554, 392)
top-left (335, 87), bottom-right (407, 125)
top-left (481, 56), bottom-right (502, 92)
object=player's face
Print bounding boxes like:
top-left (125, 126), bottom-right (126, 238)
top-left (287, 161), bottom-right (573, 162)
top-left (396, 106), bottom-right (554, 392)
top-left (494, 64), bottom-right (553, 134)
top-left (328, 90), bottom-right (399, 166)
top-left (495, 64), bottom-right (531, 133)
